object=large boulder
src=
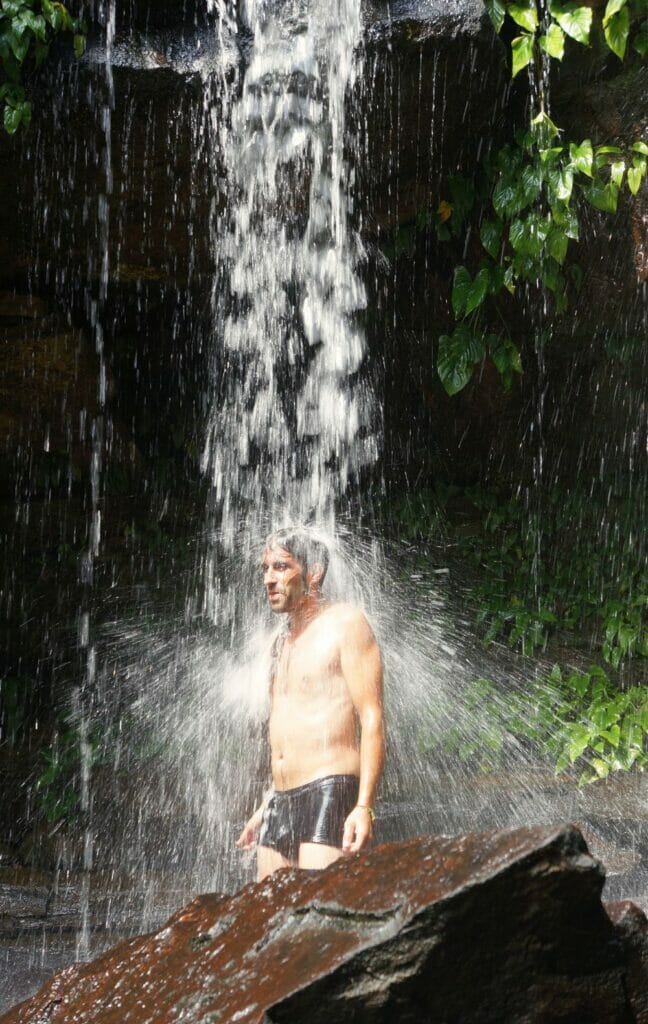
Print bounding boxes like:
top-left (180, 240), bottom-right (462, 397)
top-left (2, 823), bottom-right (647, 1023)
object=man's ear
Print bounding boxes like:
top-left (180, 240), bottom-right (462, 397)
top-left (307, 562), bottom-right (325, 593)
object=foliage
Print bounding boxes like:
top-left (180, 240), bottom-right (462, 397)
top-left (432, 0), bottom-right (647, 395)
top-left (0, 0), bottom-right (84, 134)
top-left (425, 664), bottom-right (648, 784)
top-left (34, 710), bottom-right (178, 824)
top-left (35, 722), bottom-right (88, 822)
top-left (385, 483), bottom-right (647, 667)
top-left (0, 673), bottom-right (32, 744)
top-left (447, 485), bottom-right (647, 664)
top-left (386, 481), bottom-right (648, 784)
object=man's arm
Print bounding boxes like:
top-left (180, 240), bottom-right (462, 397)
top-left (236, 789), bottom-right (272, 850)
top-left (339, 608), bottom-right (385, 854)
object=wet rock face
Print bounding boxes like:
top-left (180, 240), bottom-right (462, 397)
top-left (0, 0), bottom-right (500, 296)
top-left (3, 824), bottom-right (647, 1024)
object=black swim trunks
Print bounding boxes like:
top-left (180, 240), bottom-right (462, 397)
top-left (258, 774), bottom-right (359, 861)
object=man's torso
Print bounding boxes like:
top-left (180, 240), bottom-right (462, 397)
top-left (268, 604), bottom-right (360, 790)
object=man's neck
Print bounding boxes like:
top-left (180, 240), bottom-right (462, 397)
top-left (287, 595), bottom-right (322, 639)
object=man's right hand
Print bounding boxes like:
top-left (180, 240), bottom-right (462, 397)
top-left (236, 807), bottom-right (264, 850)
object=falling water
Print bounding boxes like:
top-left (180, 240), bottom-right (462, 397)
top-left (74, 0), bottom-right (116, 962)
top-left (201, 0), bottom-right (376, 566)
top-left (52, 0), bottom-right (383, 923)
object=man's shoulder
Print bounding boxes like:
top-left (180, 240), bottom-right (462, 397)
top-left (322, 602), bottom-right (373, 635)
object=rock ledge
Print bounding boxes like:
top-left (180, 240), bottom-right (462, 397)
top-left (2, 823), bottom-right (648, 1023)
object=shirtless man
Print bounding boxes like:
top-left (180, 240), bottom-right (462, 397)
top-left (236, 527), bottom-right (385, 879)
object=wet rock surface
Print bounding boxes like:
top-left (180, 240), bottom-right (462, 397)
top-left (2, 824), bottom-right (648, 1024)
top-left (0, 867), bottom-right (193, 1014)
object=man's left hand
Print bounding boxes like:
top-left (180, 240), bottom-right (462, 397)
top-left (342, 805), bottom-right (374, 854)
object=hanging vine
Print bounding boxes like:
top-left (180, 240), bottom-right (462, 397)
top-left (435, 0), bottom-right (648, 395)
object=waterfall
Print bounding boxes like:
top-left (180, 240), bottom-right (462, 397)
top-left (69, 0), bottom-right (385, 912)
top-left (201, 0), bottom-right (377, 580)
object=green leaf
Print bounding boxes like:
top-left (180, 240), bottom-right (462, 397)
top-left (516, 128), bottom-right (536, 153)
top-left (548, 165), bottom-right (574, 201)
top-left (508, 2), bottom-right (539, 32)
top-left (465, 267), bottom-right (490, 314)
top-left (489, 337), bottom-right (523, 385)
top-left (19, 97), bottom-right (30, 127)
top-left (540, 146), bottom-right (564, 164)
top-left (604, 6), bottom-right (629, 58)
top-left (531, 111), bottom-right (560, 145)
top-left (631, 141), bottom-right (648, 156)
top-left (0, 41), bottom-right (21, 82)
top-left (588, 664), bottom-right (609, 682)
top-left (509, 213), bottom-right (551, 258)
top-left (485, 0), bottom-right (506, 32)
top-left (628, 165), bottom-right (644, 194)
top-left (547, 225), bottom-right (569, 264)
top-left (568, 671), bottom-right (590, 697)
top-left (600, 724), bottom-right (621, 747)
top-left (480, 218), bottom-right (503, 259)
top-left (520, 162), bottom-right (544, 206)
top-left (603, 0), bottom-right (627, 17)
top-left (541, 260), bottom-right (566, 298)
top-left (21, 10), bottom-right (47, 41)
top-left (0, 81), bottom-right (22, 104)
top-left (591, 757), bottom-right (610, 779)
top-left (584, 179), bottom-right (619, 213)
top-left (73, 32), bottom-right (85, 57)
top-left (496, 145), bottom-right (523, 175)
top-left (3, 98), bottom-right (29, 133)
top-left (41, 0), bottom-right (63, 29)
top-left (549, 1), bottom-right (593, 44)
top-left (552, 202), bottom-right (579, 239)
top-left (451, 266), bottom-right (473, 318)
top-left (610, 160), bottom-right (625, 187)
top-left (539, 21), bottom-right (565, 58)
top-left (9, 14), bottom-right (29, 37)
top-left (568, 724), bottom-right (590, 762)
top-left (0, 1), bottom-right (28, 16)
top-left (555, 747), bottom-right (570, 773)
top-left (53, 2), bottom-right (74, 31)
top-left (634, 28), bottom-right (648, 56)
top-left (437, 326), bottom-right (486, 396)
top-left (569, 139), bottom-right (593, 177)
top-left (493, 179), bottom-right (518, 218)
top-left (511, 33), bottom-right (535, 77)
top-left (6, 27), bottom-right (30, 62)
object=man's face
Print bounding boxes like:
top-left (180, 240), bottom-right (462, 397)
top-left (261, 545), bottom-right (307, 614)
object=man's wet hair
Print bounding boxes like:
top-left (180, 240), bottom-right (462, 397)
top-left (265, 526), bottom-right (330, 585)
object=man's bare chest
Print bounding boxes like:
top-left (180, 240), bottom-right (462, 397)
top-left (272, 626), bottom-right (342, 701)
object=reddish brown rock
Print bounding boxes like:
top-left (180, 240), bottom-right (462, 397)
top-left (2, 824), bottom-right (647, 1024)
